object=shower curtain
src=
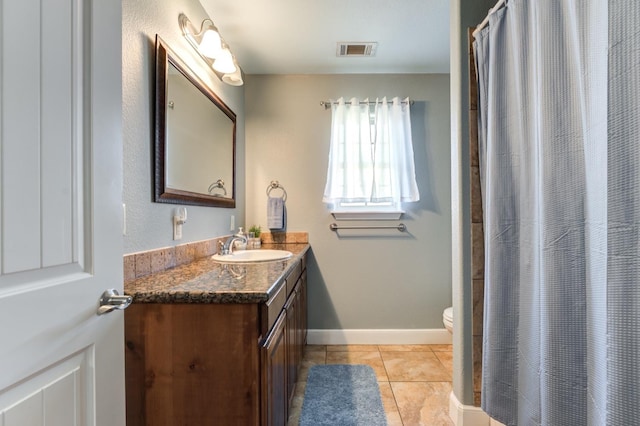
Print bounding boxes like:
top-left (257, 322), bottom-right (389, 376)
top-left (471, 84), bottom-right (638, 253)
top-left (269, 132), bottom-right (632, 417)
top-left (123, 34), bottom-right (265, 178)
top-left (475, 1), bottom-right (639, 425)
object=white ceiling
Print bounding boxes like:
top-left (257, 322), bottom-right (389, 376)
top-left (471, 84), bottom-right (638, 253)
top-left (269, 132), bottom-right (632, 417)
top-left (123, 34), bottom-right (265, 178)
top-left (198, 0), bottom-right (451, 75)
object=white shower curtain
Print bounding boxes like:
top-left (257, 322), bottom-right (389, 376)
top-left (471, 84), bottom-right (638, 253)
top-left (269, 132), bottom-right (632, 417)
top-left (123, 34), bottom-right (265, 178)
top-left (475, 1), bottom-right (639, 425)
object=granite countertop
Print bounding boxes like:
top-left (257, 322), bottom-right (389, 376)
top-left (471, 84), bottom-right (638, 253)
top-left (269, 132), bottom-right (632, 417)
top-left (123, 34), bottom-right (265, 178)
top-left (124, 244), bottom-right (309, 304)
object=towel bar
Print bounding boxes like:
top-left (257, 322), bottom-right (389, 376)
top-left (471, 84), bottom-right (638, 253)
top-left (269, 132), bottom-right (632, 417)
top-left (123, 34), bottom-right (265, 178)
top-left (329, 223), bottom-right (406, 232)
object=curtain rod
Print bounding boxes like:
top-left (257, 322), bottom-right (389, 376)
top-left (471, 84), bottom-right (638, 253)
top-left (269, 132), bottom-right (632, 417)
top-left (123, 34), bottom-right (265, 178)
top-left (320, 99), bottom-right (413, 110)
top-left (472, 0), bottom-right (507, 38)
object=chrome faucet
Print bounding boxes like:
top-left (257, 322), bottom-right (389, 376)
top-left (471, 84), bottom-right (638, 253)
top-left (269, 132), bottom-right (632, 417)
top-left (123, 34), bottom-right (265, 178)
top-left (219, 233), bottom-right (248, 255)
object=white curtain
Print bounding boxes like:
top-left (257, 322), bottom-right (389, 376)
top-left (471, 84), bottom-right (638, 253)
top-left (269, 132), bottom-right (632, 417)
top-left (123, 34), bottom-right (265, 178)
top-left (475, 1), bottom-right (640, 425)
top-left (322, 97), bottom-right (419, 205)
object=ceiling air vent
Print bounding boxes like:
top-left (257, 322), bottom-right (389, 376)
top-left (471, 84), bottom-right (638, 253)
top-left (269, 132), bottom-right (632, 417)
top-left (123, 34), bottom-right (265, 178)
top-left (336, 42), bottom-right (378, 57)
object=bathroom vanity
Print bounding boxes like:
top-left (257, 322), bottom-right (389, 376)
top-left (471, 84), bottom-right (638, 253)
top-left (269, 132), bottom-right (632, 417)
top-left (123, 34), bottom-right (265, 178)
top-left (124, 244), bottom-right (308, 426)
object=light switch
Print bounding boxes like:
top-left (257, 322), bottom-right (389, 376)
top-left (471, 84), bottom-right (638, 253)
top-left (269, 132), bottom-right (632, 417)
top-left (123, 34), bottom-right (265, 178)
top-left (173, 207), bottom-right (187, 240)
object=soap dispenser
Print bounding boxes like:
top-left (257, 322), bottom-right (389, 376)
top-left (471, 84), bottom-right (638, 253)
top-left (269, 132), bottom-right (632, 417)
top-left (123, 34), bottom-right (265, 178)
top-left (234, 227), bottom-right (247, 251)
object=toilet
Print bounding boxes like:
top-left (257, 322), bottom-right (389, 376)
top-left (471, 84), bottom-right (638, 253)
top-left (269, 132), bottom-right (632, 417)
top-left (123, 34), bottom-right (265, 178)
top-left (443, 306), bottom-right (453, 334)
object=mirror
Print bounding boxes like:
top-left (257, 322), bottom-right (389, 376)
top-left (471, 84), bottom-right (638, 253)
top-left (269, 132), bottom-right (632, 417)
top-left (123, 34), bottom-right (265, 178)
top-left (154, 35), bottom-right (236, 208)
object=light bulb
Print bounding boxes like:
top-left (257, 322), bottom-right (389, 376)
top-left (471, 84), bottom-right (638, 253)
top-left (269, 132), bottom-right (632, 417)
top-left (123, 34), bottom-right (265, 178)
top-left (222, 57), bottom-right (243, 86)
top-left (213, 48), bottom-right (236, 74)
top-left (198, 29), bottom-right (222, 59)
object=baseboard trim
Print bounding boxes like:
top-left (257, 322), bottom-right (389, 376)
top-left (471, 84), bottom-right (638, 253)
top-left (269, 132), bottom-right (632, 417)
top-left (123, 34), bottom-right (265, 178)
top-left (448, 391), bottom-right (505, 426)
top-left (306, 329), bottom-right (453, 345)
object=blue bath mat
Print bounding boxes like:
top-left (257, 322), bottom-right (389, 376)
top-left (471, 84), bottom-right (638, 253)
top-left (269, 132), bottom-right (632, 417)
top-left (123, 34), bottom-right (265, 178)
top-left (300, 364), bottom-right (387, 426)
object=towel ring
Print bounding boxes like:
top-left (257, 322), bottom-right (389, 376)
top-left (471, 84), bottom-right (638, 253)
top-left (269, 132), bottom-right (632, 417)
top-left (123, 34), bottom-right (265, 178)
top-left (266, 180), bottom-right (287, 201)
top-left (208, 179), bottom-right (227, 196)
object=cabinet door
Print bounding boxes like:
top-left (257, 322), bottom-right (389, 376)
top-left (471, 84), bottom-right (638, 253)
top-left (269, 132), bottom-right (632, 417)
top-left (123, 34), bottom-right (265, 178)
top-left (299, 269), bottom-right (308, 351)
top-left (285, 283), bottom-right (299, 405)
top-left (262, 312), bottom-right (288, 426)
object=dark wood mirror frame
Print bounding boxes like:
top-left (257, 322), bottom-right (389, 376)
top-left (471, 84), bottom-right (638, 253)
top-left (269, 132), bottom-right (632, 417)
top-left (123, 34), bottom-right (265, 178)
top-left (154, 35), bottom-right (236, 208)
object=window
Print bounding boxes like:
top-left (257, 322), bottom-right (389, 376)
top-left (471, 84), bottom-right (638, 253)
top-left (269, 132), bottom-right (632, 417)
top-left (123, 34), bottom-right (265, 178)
top-left (322, 97), bottom-right (419, 217)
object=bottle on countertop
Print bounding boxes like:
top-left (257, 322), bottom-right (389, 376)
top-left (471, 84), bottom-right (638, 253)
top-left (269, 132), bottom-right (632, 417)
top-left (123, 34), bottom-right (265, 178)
top-left (234, 227), bottom-right (247, 251)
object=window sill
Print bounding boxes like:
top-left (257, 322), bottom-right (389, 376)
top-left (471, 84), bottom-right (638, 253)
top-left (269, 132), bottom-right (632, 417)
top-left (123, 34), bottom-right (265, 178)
top-left (330, 211), bottom-right (404, 220)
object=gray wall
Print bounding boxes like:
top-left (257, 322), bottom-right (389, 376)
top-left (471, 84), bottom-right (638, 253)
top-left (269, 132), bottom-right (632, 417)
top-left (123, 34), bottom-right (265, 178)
top-left (244, 74), bottom-right (451, 330)
top-left (450, 0), bottom-right (496, 406)
top-left (122, 0), bottom-right (245, 254)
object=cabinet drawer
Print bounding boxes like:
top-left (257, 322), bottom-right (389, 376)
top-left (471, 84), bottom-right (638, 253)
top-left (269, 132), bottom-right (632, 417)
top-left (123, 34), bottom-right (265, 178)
top-left (285, 260), bottom-right (302, 296)
top-left (262, 282), bottom-right (286, 336)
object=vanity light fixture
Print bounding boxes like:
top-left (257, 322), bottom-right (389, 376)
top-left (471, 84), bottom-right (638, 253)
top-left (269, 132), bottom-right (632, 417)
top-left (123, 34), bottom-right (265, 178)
top-left (222, 56), bottom-right (244, 86)
top-left (179, 13), bottom-right (243, 86)
top-left (213, 43), bottom-right (236, 74)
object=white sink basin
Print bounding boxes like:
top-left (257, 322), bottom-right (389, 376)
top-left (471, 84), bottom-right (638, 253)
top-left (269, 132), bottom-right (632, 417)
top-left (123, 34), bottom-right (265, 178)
top-left (212, 249), bottom-right (293, 263)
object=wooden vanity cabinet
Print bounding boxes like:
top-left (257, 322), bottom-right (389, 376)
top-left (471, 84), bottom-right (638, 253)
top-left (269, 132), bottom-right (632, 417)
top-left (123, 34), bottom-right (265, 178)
top-left (261, 257), bottom-right (307, 425)
top-left (125, 254), bottom-right (307, 426)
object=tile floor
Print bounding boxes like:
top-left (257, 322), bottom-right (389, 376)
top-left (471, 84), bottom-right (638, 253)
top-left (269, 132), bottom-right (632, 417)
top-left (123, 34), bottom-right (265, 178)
top-left (287, 344), bottom-right (454, 426)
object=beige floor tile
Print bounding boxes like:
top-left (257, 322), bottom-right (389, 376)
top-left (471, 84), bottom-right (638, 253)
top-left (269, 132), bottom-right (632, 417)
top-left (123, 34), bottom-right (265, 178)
top-left (386, 411), bottom-right (404, 426)
top-left (325, 351), bottom-right (388, 381)
top-left (379, 344), bottom-right (434, 352)
top-left (301, 349), bottom-right (327, 365)
top-left (378, 381), bottom-right (400, 417)
top-left (391, 381), bottom-right (454, 426)
top-left (381, 351), bottom-right (451, 382)
top-left (298, 350), bottom-right (327, 382)
top-left (434, 350), bottom-right (453, 377)
top-left (429, 344), bottom-right (453, 352)
top-left (326, 344), bottom-right (380, 352)
top-left (287, 381), bottom-right (306, 426)
top-left (295, 343), bottom-right (454, 425)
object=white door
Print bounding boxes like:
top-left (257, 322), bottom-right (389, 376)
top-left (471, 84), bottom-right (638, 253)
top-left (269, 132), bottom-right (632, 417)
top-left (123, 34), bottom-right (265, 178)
top-left (0, 0), bottom-right (124, 424)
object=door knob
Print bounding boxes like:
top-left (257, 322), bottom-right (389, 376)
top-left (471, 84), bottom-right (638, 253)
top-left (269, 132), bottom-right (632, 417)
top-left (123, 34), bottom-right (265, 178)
top-left (98, 289), bottom-right (132, 315)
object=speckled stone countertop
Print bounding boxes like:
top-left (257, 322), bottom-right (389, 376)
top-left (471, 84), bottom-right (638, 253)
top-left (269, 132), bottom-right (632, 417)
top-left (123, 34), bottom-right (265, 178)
top-left (124, 244), bottom-right (309, 304)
